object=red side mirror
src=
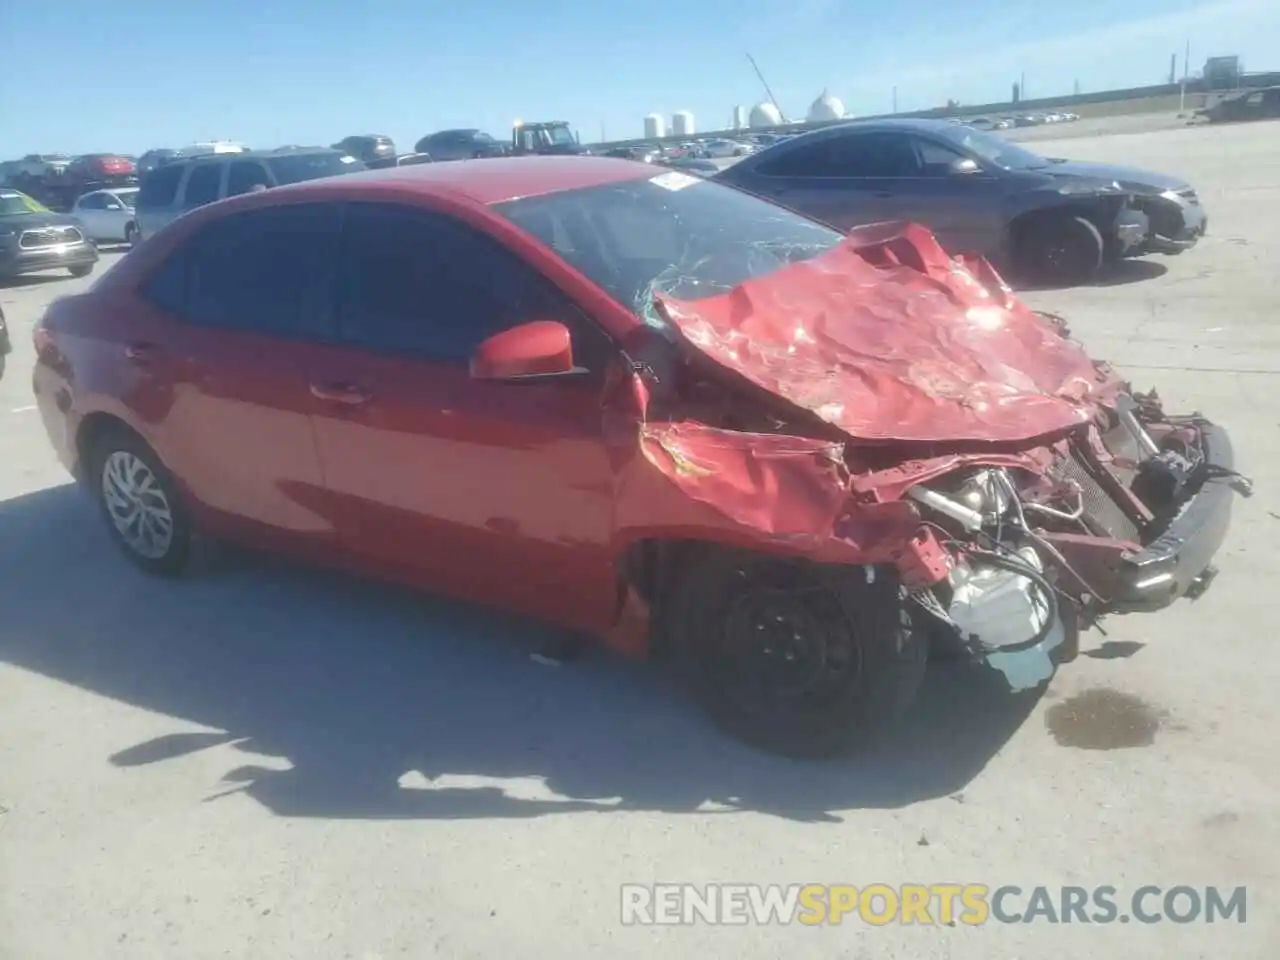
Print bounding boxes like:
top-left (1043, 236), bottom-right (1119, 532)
top-left (470, 320), bottom-right (574, 380)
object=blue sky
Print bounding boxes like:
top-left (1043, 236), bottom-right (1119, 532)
top-left (2, 0), bottom-right (1277, 155)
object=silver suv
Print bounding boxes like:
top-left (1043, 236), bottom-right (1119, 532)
top-left (134, 147), bottom-right (366, 242)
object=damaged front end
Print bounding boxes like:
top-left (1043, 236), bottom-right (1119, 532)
top-left (899, 397), bottom-right (1251, 689)
top-left (640, 221), bottom-right (1250, 695)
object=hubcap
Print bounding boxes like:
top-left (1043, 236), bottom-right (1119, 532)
top-left (101, 450), bottom-right (174, 559)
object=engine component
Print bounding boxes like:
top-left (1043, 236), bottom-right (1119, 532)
top-left (946, 546), bottom-right (1065, 691)
top-left (906, 485), bottom-right (983, 532)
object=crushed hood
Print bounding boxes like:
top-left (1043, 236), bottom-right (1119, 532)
top-left (655, 221), bottom-right (1118, 444)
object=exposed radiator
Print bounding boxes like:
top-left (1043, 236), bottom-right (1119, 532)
top-left (1050, 447), bottom-right (1142, 543)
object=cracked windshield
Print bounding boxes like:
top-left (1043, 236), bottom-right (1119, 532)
top-left (0, 1), bottom-right (1275, 959)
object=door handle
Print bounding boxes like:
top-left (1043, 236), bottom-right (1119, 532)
top-left (124, 341), bottom-right (157, 362)
top-left (310, 381), bottom-right (373, 405)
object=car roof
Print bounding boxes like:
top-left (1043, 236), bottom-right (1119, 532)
top-left (174, 147), bottom-right (340, 163)
top-left (270, 155), bottom-right (657, 205)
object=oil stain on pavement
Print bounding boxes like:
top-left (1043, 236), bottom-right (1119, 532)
top-left (1045, 687), bottom-right (1168, 749)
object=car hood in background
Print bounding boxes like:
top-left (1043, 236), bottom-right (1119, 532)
top-left (1041, 159), bottom-right (1188, 193)
top-left (0, 211), bottom-right (84, 231)
top-left (655, 221), bottom-right (1119, 444)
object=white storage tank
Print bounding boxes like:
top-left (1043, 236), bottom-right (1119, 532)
top-left (671, 110), bottom-right (695, 136)
top-left (749, 102), bottom-right (783, 128)
top-left (807, 90), bottom-right (846, 122)
top-left (732, 105), bottom-right (749, 129)
top-left (643, 113), bottom-right (666, 139)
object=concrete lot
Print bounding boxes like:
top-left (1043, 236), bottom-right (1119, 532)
top-left (2, 121), bottom-right (1279, 959)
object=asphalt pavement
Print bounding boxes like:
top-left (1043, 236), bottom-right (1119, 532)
top-left (1, 121), bottom-right (1278, 959)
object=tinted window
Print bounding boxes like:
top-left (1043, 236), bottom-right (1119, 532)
top-left (226, 161), bottom-right (271, 196)
top-left (756, 132), bottom-right (920, 177)
top-left (78, 193), bottom-right (107, 210)
top-left (183, 164), bottom-right (223, 207)
top-left (265, 152), bottom-right (363, 185)
top-left (336, 203), bottom-right (607, 365)
top-left (136, 165), bottom-right (183, 207)
top-left (143, 204), bottom-right (342, 339)
top-left (494, 175), bottom-right (841, 329)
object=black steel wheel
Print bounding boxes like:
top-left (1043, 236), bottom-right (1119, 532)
top-left (1015, 214), bottom-right (1104, 287)
top-left (664, 549), bottom-right (927, 758)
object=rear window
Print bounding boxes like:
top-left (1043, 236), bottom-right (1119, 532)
top-left (265, 152), bottom-right (365, 185)
top-left (137, 164), bottom-right (184, 207)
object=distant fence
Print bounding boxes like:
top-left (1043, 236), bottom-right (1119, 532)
top-left (593, 71), bottom-right (1280, 151)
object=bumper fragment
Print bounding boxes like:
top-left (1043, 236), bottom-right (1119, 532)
top-left (1112, 424), bottom-right (1241, 612)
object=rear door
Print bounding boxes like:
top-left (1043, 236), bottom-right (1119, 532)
top-left (129, 203), bottom-right (343, 551)
top-left (306, 201), bottom-right (623, 630)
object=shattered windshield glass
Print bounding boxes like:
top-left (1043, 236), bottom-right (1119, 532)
top-left (493, 172), bottom-right (843, 329)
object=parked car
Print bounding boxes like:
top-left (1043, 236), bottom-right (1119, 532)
top-left (31, 156), bottom-right (1247, 757)
top-left (65, 154), bottom-right (138, 193)
top-left (413, 129), bottom-right (508, 161)
top-left (332, 134), bottom-right (397, 168)
top-left (603, 145), bottom-right (661, 162)
top-left (712, 118), bottom-right (1206, 286)
top-left (1197, 86), bottom-right (1280, 123)
top-left (9, 154), bottom-right (72, 181)
top-left (0, 187), bottom-right (98, 281)
top-left (392, 152), bottom-right (434, 166)
top-left (134, 147), bottom-right (366, 243)
top-left (0, 302), bottom-right (9, 380)
top-left (701, 138), bottom-right (753, 158)
top-left (71, 187), bottom-right (141, 244)
top-left (137, 149), bottom-right (186, 176)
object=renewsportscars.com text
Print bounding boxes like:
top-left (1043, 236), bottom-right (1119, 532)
top-left (620, 883), bottom-right (1247, 926)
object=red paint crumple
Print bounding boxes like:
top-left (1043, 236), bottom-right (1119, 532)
top-left (656, 221), bottom-right (1119, 444)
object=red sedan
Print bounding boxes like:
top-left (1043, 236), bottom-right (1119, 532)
top-left (32, 157), bottom-right (1248, 757)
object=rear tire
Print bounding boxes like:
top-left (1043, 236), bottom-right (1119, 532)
top-left (69, 264), bottom-right (94, 278)
top-left (1013, 214), bottom-right (1104, 287)
top-left (89, 428), bottom-right (193, 577)
top-left (663, 549), bottom-right (927, 758)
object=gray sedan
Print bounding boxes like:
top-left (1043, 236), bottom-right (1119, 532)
top-left (71, 187), bottom-right (140, 245)
top-left (712, 118), bottom-right (1204, 286)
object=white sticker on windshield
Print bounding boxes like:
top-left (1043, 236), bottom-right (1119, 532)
top-left (649, 171), bottom-right (700, 191)
top-left (340, 155), bottom-right (357, 163)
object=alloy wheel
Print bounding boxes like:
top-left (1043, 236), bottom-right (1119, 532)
top-left (101, 450), bottom-right (174, 559)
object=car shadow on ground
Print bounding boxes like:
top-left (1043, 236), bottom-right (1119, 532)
top-left (0, 484), bottom-right (1040, 823)
top-left (1015, 258), bottom-right (1169, 292)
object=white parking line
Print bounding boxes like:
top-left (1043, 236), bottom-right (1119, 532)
top-left (8, 405), bottom-right (36, 413)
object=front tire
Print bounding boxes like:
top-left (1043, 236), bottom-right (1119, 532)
top-left (1014, 214), bottom-right (1104, 287)
top-left (125, 222), bottom-right (139, 246)
top-left (89, 428), bottom-right (192, 576)
top-left (664, 549), bottom-right (927, 758)
top-left (69, 264), bottom-right (94, 278)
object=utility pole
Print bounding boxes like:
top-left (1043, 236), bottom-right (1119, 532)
top-left (1020, 72), bottom-right (1026, 100)
top-left (892, 86), bottom-right (898, 113)
top-left (1073, 79), bottom-right (1080, 95)
top-left (1180, 39), bottom-right (1191, 114)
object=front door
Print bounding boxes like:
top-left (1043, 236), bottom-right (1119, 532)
top-left (306, 201), bottom-right (623, 632)
top-left (129, 202), bottom-right (343, 552)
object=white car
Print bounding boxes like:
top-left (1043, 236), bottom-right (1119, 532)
top-left (701, 139), bottom-right (753, 158)
top-left (71, 187), bottom-right (140, 245)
